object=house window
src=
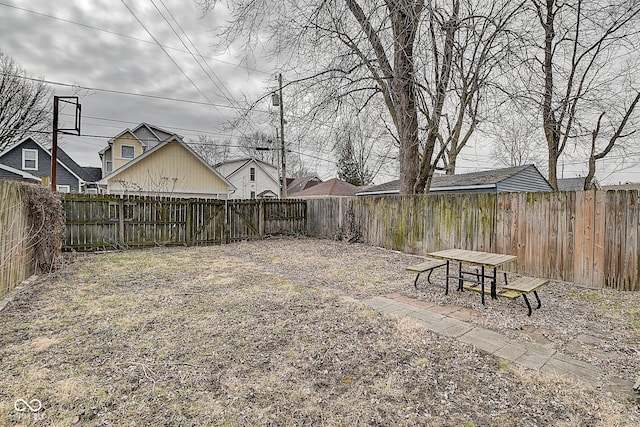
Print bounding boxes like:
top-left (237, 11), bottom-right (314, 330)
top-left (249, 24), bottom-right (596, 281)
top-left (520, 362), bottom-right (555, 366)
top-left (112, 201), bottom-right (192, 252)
top-left (106, 161), bottom-right (113, 173)
top-left (250, 167), bottom-right (256, 182)
top-left (56, 185), bottom-right (71, 193)
top-left (22, 149), bottom-right (38, 170)
top-left (250, 191), bottom-right (256, 199)
top-left (121, 145), bottom-right (135, 159)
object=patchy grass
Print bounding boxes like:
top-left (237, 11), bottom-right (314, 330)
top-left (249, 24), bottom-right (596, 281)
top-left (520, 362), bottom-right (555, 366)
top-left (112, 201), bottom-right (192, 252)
top-left (0, 238), bottom-right (638, 426)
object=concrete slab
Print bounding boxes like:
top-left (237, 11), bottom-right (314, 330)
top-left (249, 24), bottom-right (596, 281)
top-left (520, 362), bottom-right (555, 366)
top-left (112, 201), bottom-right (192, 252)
top-left (423, 317), bottom-right (467, 335)
top-left (440, 322), bottom-right (475, 338)
top-left (493, 341), bottom-right (529, 362)
top-left (541, 353), bottom-right (601, 384)
top-left (428, 304), bottom-right (464, 316)
top-left (513, 342), bottom-right (557, 370)
top-left (364, 296), bottom-right (396, 311)
top-left (380, 301), bottom-right (418, 317)
top-left (387, 293), bottom-right (437, 310)
top-left (458, 327), bottom-right (511, 353)
top-left (406, 309), bottom-right (445, 325)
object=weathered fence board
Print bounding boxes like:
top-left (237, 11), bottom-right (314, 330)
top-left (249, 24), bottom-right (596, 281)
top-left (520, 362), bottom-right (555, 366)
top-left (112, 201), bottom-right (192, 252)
top-left (63, 195), bottom-right (307, 250)
top-left (0, 180), bottom-right (34, 299)
top-left (309, 190), bottom-right (639, 291)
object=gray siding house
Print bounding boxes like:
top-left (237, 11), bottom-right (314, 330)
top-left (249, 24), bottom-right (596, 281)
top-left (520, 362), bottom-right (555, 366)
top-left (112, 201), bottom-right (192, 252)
top-left (357, 165), bottom-right (553, 196)
top-left (0, 137), bottom-right (99, 192)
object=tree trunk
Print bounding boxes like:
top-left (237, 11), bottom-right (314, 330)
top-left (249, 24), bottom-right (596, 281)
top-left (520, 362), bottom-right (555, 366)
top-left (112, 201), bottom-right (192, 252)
top-left (388, 1), bottom-right (421, 194)
top-left (541, 0), bottom-right (559, 191)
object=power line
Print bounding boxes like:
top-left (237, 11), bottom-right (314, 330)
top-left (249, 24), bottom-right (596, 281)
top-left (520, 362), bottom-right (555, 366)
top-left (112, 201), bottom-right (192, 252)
top-left (0, 1), bottom-right (269, 74)
top-left (1, 72), bottom-right (271, 113)
top-left (149, 0), bottom-right (259, 136)
top-left (119, 0), bottom-right (222, 114)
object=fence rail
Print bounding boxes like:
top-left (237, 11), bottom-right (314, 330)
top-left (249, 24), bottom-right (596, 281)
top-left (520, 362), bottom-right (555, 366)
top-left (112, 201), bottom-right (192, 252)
top-left (306, 191), bottom-right (639, 291)
top-left (63, 194), bottom-right (307, 250)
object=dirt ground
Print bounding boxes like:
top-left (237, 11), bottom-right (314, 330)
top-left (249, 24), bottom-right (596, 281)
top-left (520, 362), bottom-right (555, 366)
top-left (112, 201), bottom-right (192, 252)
top-left (1, 236), bottom-right (639, 426)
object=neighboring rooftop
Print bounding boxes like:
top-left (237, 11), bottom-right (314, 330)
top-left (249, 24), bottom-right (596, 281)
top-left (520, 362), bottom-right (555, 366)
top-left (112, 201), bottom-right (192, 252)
top-left (290, 178), bottom-right (360, 197)
top-left (557, 177), bottom-right (600, 191)
top-left (287, 176), bottom-right (323, 194)
top-left (358, 165), bottom-right (552, 196)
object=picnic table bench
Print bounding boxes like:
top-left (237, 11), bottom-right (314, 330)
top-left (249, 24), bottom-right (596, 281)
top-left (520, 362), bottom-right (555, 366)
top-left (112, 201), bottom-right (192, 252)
top-left (406, 259), bottom-right (447, 288)
top-left (462, 275), bottom-right (548, 316)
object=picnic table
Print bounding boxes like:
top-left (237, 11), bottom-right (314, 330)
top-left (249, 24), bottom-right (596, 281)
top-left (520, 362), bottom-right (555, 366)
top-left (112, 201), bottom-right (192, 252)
top-left (421, 248), bottom-right (548, 316)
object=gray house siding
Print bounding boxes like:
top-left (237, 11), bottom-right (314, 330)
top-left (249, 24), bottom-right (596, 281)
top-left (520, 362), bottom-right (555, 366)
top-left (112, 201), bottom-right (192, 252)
top-left (0, 169), bottom-right (28, 181)
top-left (497, 165), bottom-right (553, 193)
top-left (0, 139), bottom-right (82, 191)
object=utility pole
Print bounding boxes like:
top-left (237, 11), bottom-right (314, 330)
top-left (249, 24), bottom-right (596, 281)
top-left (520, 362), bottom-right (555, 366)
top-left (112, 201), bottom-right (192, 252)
top-left (278, 73), bottom-right (287, 198)
top-left (51, 96), bottom-right (59, 191)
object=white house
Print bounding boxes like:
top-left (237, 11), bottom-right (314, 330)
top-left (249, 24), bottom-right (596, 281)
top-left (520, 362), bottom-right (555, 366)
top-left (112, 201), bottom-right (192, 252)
top-left (215, 158), bottom-right (280, 199)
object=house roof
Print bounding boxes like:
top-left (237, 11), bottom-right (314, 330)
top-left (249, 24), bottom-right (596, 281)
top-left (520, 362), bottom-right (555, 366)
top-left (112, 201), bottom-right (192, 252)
top-left (216, 158), bottom-right (279, 184)
top-left (357, 165), bottom-right (546, 195)
top-left (257, 189), bottom-right (279, 198)
top-left (54, 147), bottom-right (102, 182)
top-left (82, 167), bottom-right (103, 182)
top-left (557, 177), bottom-right (600, 191)
top-left (601, 183), bottom-right (640, 191)
top-left (0, 163), bottom-right (41, 182)
top-left (99, 136), bottom-right (235, 190)
top-left (287, 175), bottom-right (323, 194)
top-left (291, 178), bottom-right (360, 197)
top-left (99, 123), bottom-right (183, 155)
top-left (0, 137), bottom-right (85, 182)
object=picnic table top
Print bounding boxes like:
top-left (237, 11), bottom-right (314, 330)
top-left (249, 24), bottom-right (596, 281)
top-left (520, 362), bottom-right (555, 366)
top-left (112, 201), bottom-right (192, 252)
top-left (427, 249), bottom-right (517, 268)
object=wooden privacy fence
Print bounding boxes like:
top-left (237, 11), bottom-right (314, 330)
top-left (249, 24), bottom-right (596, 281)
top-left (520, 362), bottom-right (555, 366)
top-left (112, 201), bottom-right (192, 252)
top-left (63, 194), bottom-right (307, 251)
top-left (306, 191), bottom-right (639, 291)
top-left (0, 180), bottom-right (34, 299)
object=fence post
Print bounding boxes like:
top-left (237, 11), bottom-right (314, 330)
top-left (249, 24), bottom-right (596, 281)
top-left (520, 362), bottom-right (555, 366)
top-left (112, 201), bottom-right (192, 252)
top-left (118, 197), bottom-right (125, 247)
top-left (259, 200), bottom-right (265, 237)
top-left (186, 199), bottom-right (193, 246)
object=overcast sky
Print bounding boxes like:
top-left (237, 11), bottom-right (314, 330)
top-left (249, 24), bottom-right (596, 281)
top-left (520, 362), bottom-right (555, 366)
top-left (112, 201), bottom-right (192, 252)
top-left (1, 0), bottom-right (285, 167)
top-left (1, 0), bottom-right (638, 184)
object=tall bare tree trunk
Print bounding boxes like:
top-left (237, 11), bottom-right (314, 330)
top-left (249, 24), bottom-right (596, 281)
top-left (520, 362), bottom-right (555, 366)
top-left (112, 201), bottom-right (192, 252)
top-left (389, 3), bottom-right (421, 194)
top-left (541, 0), bottom-right (559, 190)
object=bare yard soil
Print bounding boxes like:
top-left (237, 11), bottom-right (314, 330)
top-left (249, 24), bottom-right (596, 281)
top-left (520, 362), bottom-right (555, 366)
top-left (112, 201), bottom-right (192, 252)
top-left (1, 237), bottom-right (639, 426)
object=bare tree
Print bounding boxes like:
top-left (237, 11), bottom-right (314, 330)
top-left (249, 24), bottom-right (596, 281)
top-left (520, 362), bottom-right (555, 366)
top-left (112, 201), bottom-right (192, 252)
top-left (197, 1), bottom-right (426, 193)
top-left (524, 0), bottom-right (640, 190)
top-left (198, 1), bottom-right (523, 193)
top-left (238, 131), bottom-right (279, 166)
top-left (420, 0), bottom-right (525, 176)
top-left (333, 118), bottom-right (382, 186)
top-left (487, 111), bottom-right (547, 169)
top-left (0, 50), bottom-right (52, 151)
top-left (188, 134), bottom-right (232, 165)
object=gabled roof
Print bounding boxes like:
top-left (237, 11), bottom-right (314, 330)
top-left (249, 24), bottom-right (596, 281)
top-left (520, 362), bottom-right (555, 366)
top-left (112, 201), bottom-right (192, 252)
top-left (55, 147), bottom-right (100, 182)
top-left (257, 189), bottom-right (279, 198)
top-left (216, 158), bottom-right (279, 184)
top-left (357, 165), bottom-right (547, 195)
top-left (99, 123), bottom-right (183, 155)
top-left (99, 136), bottom-right (235, 190)
top-left (291, 178), bottom-right (359, 197)
top-left (287, 175), bottom-right (323, 194)
top-left (0, 137), bottom-right (85, 182)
